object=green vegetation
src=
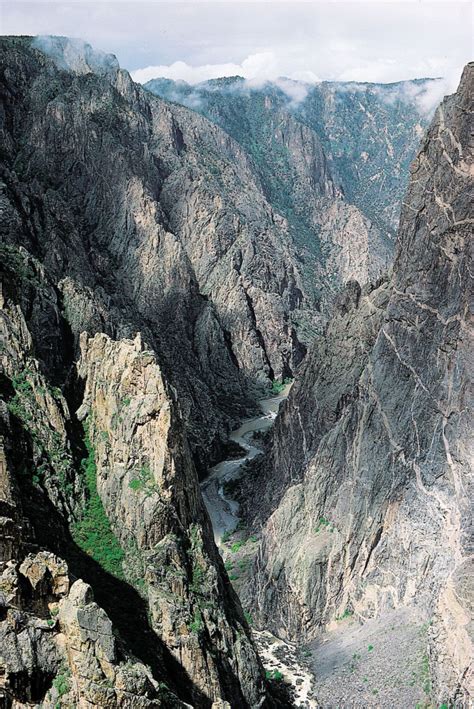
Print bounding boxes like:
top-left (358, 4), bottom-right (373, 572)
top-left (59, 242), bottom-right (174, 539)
top-left (265, 669), bottom-right (283, 682)
top-left (6, 370), bottom-right (73, 493)
top-left (0, 243), bottom-right (39, 285)
top-left (52, 668), bottom-right (71, 707)
top-left (73, 423), bottom-right (124, 578)
top-left (244, 610), bottom-right (254, 626)
top-left (129, 465), bottom-right (157, 496)
top-left (190, 564), bottom-right (205, 595)
top-left (189, 608), bottom-right (203, 634)
top-left (336, 608), bottom-right (353, 621)
top-left (368, 644), bottom-right (374, 652)
top-left (221, 530), bottom-right (232, 543)
top-left (270, 377), bottom-right (293, 395)
top-left (7, 371), bottom-right (34, 422)
top-left (421, 653), bottom-right (431, 696)
top-left (315, 516), bottom-right (335, 534)
top-left (230, 540), bottom-right (244, 553)
top-left (229, 573), bottom-right (239, 581)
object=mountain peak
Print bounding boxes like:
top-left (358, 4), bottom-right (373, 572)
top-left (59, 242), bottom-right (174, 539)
top-left (31, 35), bottom-right (119, 77)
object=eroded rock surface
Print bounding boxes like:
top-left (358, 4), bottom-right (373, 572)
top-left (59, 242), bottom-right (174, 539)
top-left (76, 331), bottom-right (266, 706)
top-left (247, 64), bottom-right (473, 705)
top-left (0, 289), bottom-right (270, 706)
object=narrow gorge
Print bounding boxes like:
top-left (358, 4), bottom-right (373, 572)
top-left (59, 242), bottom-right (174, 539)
top-left (0, 32), bottom-right (472, 709)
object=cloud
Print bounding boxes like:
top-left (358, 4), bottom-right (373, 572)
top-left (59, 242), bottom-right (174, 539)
top-left (272, 78), bottom-right (312, 105)
top-left (4, 1), bottom-right (471, 95)
top-left (400, 75), bottom-right (461, 116)
top-left (32, 35), bottom-right (118, 76)
top-left (370, 72), bottom-right (462, 117)
top-left (131, 51), bottom-right (305, 86)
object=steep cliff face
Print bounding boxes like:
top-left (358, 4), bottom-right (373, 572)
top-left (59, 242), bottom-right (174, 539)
top-left (0, 278), bottom-right (270, 706)
top-left (248, 64), bottom-right (473, 704)
top-left (145, 76), bottom-right (397, 334)
top-left (145, 75), bottom-right (430, 286)
top-left (296, 78), bottom-right (433, 233)
top-left (76, 332), bottom-right (266, 706)
top-left (0, 35), bottom-right (313, 480)
top-left (0, 36), bottom-right (283, 707)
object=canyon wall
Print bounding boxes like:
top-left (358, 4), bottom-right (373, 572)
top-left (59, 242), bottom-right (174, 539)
top-left (249, 63), bottom-right (473, 704)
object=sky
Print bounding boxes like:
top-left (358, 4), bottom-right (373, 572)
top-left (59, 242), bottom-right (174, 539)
top-left (1, 1), bottom-right (472, 90)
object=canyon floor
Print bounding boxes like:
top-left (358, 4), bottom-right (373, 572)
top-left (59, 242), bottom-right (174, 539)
top-left (308, 607), bottom-right (432, 708)
top-left (201, 396), bottom-right (435, 708)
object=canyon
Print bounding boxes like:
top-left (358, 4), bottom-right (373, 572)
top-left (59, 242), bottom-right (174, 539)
top-left (0, 34), bottom-right (472, 709)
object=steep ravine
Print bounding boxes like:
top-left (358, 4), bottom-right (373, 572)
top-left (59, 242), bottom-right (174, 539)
top-left (0, 35), bottom-right (294, 708)
top-left (200, 385), bottom-right (318, 707)
top-left (201, 385), bottom-right (291, 544)
top-left (1, 33), bottom-right (470, 709)
top-left (241, 63), bottom-right (473, 707)
top-left (0, 291), bottom-right (273, 707)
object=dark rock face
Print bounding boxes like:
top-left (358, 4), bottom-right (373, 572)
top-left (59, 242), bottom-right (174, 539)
top-left (145, 76), bottom-right (403, 339)
top-left (0, 37), bottom-right (282, 707)
top-left (0, 286), bottom-right (269, 707)
top-left (0, 35), bottom-right (309, 478)
top-left (145, 74), bottom-right (431, 283)
top-left (247, 64), bottom-right (473, 704)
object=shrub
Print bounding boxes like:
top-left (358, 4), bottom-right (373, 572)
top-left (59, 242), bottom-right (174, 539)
top-left (73, 423), bottom-right (124, 579)
top-left (189, 609), bottom-right (203, 634)
top-left (265, 669), bottom-right (283, 681)
top-left (315, 516), bottom-right (335, 534)
top-left (52, 669), bottom-right (71, 703)
top-left (190, 565), bottom-right (205, 594)
top-left (270, 377), bottom-right (293, 395)
top-left (128, 465), bottom-right (156, 495)
top-left (336, 608), bottom-right (353, 621)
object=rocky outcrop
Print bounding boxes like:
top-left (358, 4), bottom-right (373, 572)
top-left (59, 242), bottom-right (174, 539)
top-left (76, 331), bottom-right (266, 706)
top-left (145, 74), bottom-right (431, 301)
top-left (297, 78), bottom-right (432, 233)
top-left (0, 363), bottom-right (187, 707)
top-left (0, 264), bottom-right (269, 705)
top-left (149, 77), bottom-right (439, 238)
top-left (145, 75), bottom-right (397, 341)
top-left (0, 34), bottom-right (308, 481)
top-left (0, 549), bottom-right (188, 707)
top-left (247, 64), bottom-right (473, 705)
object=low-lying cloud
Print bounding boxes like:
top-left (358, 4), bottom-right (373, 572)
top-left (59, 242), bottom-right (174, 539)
top-left (132, 52), bottom-right (320, 87)
top-left (371, 73), bottom-right (462, 117)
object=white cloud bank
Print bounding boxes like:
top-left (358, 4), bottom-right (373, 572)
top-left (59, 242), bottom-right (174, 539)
top-left (3, 0), bottom-right (471, 103)
top-left (132, 52), bottom-right (462, 117)
top-left (131, 52), bottom-right (321, 86)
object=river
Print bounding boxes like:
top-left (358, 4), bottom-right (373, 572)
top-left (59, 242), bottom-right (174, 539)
top-left (200, 385), bottom-right (318, 707)
top-left (201, 383), bottom-right (291, 544)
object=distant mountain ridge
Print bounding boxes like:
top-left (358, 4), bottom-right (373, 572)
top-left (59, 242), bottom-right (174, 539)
top-left (145, 73), bottom-right (436, 237)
